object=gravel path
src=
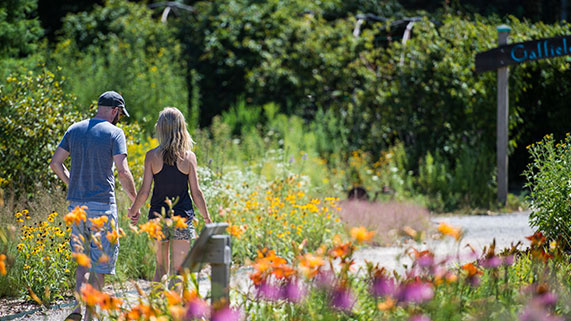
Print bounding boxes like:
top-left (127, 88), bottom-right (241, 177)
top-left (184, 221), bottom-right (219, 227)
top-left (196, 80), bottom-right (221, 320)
top-left (1, 211), bottom-right (534, 321)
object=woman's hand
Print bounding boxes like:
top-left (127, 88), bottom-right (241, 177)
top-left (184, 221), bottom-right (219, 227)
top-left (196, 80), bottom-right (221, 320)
top-left (203, 216), bottom-right (212, 224)
top-left (128, 207), bottom-right (140, 225)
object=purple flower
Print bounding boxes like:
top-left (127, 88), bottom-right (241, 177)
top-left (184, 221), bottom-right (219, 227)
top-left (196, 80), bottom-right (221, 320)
top-left (289, 156), bottom-right (295, 163)
top-left (409, 315), bottom-right (431, 321)
top-left (281, 281), bottom-right (305, 303)
top-left (519, 305), bottom-right (564, 321)
top-left (186, 298), bottom-right (209, 319)
top-left (211, 306), bottom-right (241, 321)
top-left (371, 277), bottom-right (395, 298)
top-left (416, 255), bottom-right (434, 268)
top-left (302, 153), bottom-right (308, 160)
top-left (535, 292), bottom-right (558, 307)
top-left (396, 281), bottom-right (434, 304)
top-left (315, 270), bottom-right (334, 289)
top-left (330, 287), bottom-right (355, 312)
top-left (481, 256), bottom-right (502, 269)
top-left (257, 282), bottom-right (281, 301)
top-left (503, 255), bottom-right (515, 266)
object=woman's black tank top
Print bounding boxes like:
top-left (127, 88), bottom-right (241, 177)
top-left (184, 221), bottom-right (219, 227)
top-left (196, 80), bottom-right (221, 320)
top-left (149, 162), bottom-right (194, 220)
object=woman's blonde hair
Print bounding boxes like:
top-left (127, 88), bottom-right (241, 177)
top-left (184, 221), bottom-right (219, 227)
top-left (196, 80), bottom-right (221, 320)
top-left (156, 107), bottom-right (195, 165)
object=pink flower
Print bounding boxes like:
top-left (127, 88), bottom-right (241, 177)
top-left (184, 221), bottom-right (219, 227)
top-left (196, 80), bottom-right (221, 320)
top-left (186, 298), bottom-right (209, 319)
top-left (330, 287), bottom-right (355, 312)
top-left (503, 255), bottom-right (515, 266)
top-left (211, 306), bottom-right (241, 321)
top-left (281, 281), bottom-right (305, 303)
top-left (396, 281), bottom-right (434, 304)
top-left (481, 256), bottom-right (502, 269)
top-left (257, 282), bottom-right (281, 301)
top-left (371, 276), bottom-right (395, 298)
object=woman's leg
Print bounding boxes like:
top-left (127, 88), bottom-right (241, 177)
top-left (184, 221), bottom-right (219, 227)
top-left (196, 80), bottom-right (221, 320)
top-left (153, 240), bottom-right (170, 282)
top-left (171, 240), bottom-right (191, 273)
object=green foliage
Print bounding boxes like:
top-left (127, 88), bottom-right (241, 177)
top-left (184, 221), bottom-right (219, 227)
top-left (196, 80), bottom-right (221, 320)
top-left (0, 68), bottom-right (83, 197)
top-left (50, 0), bottom-right (188, 133)
top-left (0, 0), bottom-right (43, 57)
top-left (524, 134), bottom-right (571, 247)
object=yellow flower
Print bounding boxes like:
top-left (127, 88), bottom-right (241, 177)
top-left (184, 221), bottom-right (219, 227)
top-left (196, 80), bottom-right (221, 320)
top-left (350, 226), bottom-right (375, 243)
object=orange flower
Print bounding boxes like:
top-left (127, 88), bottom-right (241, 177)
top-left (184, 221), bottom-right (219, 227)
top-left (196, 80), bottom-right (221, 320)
top-left (329, 242), bottom-right (353, 259)
top-left (73, 253), bottom-right (91, 267)
top-left (437, 222), bottom-right (462, 240)
top-left (89, 216), bottom-right (108, 230)
top-left (227, 224), bottom-right (244, 239)
top-left (106, 230), bottom-right (120, 244)
top-left (298, 253), bottom-right (325, 278)
top-left (139, 219), bottom-right (165, 241)
top-left (100, 295), bottom-right (123, 311)
top-left (378, 297), bottom-right (395, 311)
top-left (65, 206), bottom-right (87, 226)
top-left (172, 216), bottom-right (188, 230)
top-left (461, 263), bottom-right (482, 278)
top-left (165, 290), bottom-right (182, 305)
top-left (0, 254), bottom-right (6, 276)
top-left (81, 283), bottom-right (104, 307)
top-left (350, 226), bottom-right (375, 243)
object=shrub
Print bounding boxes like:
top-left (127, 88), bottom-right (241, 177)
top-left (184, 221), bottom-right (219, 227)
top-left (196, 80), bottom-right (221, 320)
top-left (523, 134), bottom-right (571, 248)
top-left (0, 68), bottom-right (83, 198)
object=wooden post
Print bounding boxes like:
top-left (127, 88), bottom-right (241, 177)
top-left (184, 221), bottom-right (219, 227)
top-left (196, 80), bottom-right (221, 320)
top-left (497, 25), bottom-right (511, 206)
top-left (179, 223), bottom-right (231, 304)
top-left (203, 235), bottom-right (231, 303)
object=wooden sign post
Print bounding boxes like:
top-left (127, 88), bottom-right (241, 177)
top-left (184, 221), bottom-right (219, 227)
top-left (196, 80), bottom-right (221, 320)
top-left (475, 28), bottom-right (571, 205)
top-left (496, 25), bottom-right (511, 206)
top-left (180, 222), bottom-right (231, 304)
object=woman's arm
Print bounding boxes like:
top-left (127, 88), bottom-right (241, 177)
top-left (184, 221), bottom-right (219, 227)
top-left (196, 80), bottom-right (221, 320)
top-left (128, 151), bottom-right (154, 225)
top-left (188, 152), bottom-right (212, 224)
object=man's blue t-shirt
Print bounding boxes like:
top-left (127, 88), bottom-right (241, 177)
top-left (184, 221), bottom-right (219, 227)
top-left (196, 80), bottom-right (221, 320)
top-left (58, 119), bottom-right (127, 204)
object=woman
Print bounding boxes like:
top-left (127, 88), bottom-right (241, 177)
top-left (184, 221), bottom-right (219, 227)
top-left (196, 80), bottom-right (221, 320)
top-left (128, 107), bottom-right (212, 282)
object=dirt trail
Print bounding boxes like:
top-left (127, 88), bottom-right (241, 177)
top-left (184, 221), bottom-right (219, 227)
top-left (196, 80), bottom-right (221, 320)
top-left (1, 211), bottom-right (533, 321)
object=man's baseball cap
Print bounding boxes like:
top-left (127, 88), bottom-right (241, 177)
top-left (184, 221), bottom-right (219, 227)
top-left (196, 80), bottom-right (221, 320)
top-left (98, 91), bottom-right (129, 117)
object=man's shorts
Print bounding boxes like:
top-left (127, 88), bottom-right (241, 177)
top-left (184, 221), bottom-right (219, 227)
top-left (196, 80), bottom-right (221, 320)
top-left (68, 201), bottom-right (119, 275)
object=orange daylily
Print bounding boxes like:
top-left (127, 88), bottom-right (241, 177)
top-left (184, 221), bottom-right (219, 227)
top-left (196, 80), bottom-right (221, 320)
top-left (461, 263), bottom-right (482, 278)
top-left (139, 219), bottom-right (165, 241)
top-left (65, 206), bottom-right (88, 226)
top-left (350, 226), bottom-right (375, 243)
top-left (298, 253), bottom-right (325, 278)
top-left (89, 216), bottom-right (108, 230)
top-left (0, 254), bottom-right (6, 275)
top-left (172, 216), bottom-right (188, 230)
top-left (73, 253), bottom-right (91, 267)
top-left (437, 222), bottom-right (462, 240)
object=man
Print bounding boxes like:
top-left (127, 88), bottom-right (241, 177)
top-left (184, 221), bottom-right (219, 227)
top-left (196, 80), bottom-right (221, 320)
top-left (50, 91), bottom-right (140, 321)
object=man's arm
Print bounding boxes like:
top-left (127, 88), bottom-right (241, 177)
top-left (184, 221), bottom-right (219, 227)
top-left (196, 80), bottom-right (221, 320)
top-left (49, 147), bottom-right (70, 186)
top-left (113, 154), bottom-right (137, 203)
